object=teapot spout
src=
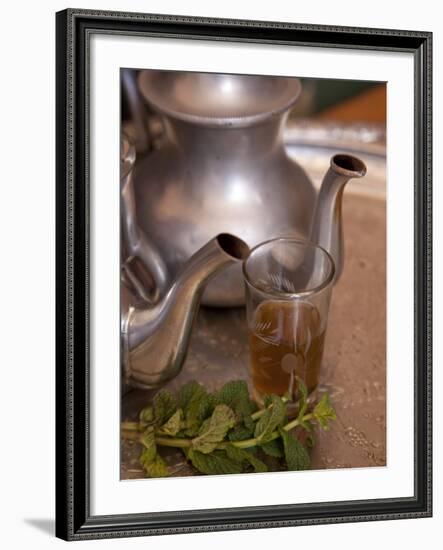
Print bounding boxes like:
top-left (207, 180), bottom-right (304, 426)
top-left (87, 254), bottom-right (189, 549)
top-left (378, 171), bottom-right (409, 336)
top-left (122, 234), bottom-right (249, 389)
top-left (310, 154), bottom-right (367, 283)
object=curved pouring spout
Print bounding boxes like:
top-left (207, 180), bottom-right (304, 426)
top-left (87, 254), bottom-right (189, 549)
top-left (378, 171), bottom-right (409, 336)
top-left (310, 154), bottom-right (367, 283)
top-left (122, 234), bottom-right (250, 389)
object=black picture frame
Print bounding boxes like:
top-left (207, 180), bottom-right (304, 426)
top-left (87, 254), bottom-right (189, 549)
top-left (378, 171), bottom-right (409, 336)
top-left (55, 8), bottom-right (432, 541)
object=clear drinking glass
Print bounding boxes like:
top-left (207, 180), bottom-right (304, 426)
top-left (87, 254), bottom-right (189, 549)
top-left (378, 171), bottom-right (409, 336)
top-left (242, 238), bottom-right (335, 403)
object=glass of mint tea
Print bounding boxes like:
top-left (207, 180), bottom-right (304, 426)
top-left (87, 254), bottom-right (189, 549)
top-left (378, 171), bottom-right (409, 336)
top-left (243, 238), bottom-right (335, 404)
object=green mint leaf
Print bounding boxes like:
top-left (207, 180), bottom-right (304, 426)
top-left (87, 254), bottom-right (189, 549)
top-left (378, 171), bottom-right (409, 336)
top-left (243, 414), bottom-right (256, 431)
top-left (139, 406), bottom-right (154, 427)
top-left (262, 394), bottom-right (273, 408)
top-left (312, 393), bottom-right (336, 430)
top-left (178, 381), bottom-right (206, 410)
top-left (213, 380), bottom-right (249, 405)
top-left (158, 409), bottom-right (183, 437)
top-left (260, 438), bottom-right (284, 458)
top-left (225, 444), bottom-right (268, 473)
top-left (140, 427), bottom-right (156, 462)
top-left (179, 381), bottom-right (213, 437)
top-left (186, 395), bottom-right (213, 436)
top-left (279, 428), bottom-right (310, 471)
top-left (228, 423), bottom-right (255, 441)
top-left (141, 453), bottom-right (169, 478)
top-left (213, 380), bottom-right (257, 421)
top-left (153, 389), bottom-right (177, 426)
top-left (254, 395), bottom-right (286, 443)
top-left (188, 448), bottom-right (243, 475)
top-left (192, 404), bottom-right (236, 454)
top-left (139, 428), bottom-right (168, 477)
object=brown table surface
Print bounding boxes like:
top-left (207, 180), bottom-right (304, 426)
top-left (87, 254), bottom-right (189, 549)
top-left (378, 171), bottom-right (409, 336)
top-left (121, 192), bottom-right (386, 479)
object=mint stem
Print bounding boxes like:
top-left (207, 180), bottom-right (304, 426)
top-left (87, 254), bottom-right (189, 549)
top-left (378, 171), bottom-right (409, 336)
top-left (122, 412), bottom-right (315, 450)
top-left (121, 421), bottom-right (140, 431)
top-left (155, 436), bottom-right (191, 448)
top-left (284, 413), bottom-right (313, 432)
top-left (225, 413), bottom-right (314, 449)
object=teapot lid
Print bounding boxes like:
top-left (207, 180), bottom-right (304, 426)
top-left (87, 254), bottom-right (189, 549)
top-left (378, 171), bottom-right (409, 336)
top-left (138, 70), bottom-right (301, 128)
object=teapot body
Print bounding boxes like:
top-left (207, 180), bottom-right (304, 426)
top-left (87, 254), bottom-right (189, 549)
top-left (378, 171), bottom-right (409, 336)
top-left (133, 116), bottom-right (316, 306)
top-left (132, 71), bottom-right (317, 306)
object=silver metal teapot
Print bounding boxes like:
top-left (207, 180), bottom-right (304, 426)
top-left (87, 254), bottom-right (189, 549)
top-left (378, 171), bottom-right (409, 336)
top-left (126, 70), bottom-right (367, 307)
top-left (121, 135), bottom-right (250, 389)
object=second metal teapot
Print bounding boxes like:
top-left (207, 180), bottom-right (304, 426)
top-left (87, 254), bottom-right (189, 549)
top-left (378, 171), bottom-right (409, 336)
top-left (129, 70), bottom-right (367, 306)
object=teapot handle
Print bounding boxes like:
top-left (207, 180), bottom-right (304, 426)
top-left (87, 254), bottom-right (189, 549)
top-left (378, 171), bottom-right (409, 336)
top-left (121, 135), bottom-right (169, 304)
top-left (122, 69), bottom-right (151, 153)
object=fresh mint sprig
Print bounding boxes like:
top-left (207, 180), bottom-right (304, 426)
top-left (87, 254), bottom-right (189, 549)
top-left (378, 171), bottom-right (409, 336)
top-left (121, 378), bottom-right (336, 477)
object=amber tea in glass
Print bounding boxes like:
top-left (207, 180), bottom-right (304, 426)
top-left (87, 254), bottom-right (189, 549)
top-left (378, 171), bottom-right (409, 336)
top-left (243, 238), bottom-right (335, 403)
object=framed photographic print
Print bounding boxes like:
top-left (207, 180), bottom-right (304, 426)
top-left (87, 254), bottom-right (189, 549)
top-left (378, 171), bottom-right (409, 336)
top-left (55, 8), bottom-right (432, 541)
